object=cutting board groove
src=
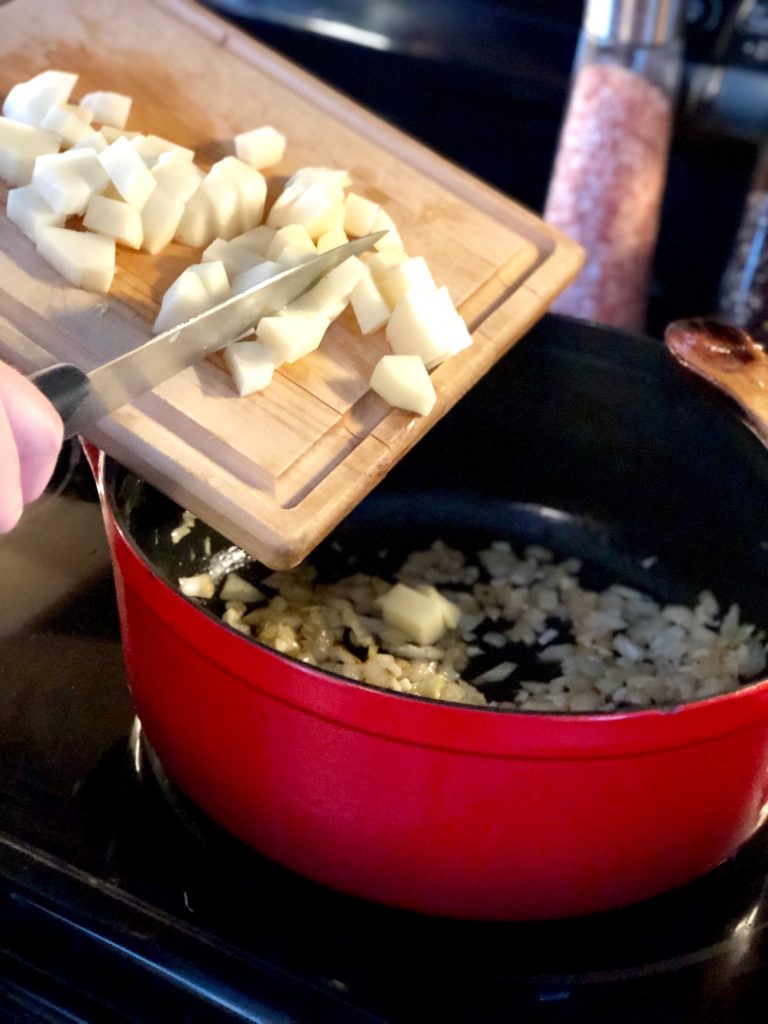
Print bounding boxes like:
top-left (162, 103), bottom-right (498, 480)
top-left (0, 0), bottom-right (583, 567)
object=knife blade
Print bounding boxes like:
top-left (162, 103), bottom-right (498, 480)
top-left (31, 231), bottom-right (384, 439)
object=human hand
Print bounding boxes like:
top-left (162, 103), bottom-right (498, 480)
top-left (0, 361), bottom-right (63, 532)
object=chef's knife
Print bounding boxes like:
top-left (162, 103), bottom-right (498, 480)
top-left (31, 231), bottom-right (384, 439)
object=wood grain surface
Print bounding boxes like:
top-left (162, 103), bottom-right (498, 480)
top-left (0, 0), bottom-right (583, 567)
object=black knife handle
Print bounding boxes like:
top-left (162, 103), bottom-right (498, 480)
top-left (30, 363), bottom-right (91, 426)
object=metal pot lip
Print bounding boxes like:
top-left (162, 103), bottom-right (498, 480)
top-left (96, 447), bottom-right (768, 743)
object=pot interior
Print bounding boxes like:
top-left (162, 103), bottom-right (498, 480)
top-left (110, 314), bottom-right (768, 699)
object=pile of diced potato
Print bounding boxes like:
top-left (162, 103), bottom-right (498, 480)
top-left (0, 70), bottom-right (473, 415)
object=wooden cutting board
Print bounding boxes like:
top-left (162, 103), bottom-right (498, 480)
top-left (0, 0), bottom-right (583, 568)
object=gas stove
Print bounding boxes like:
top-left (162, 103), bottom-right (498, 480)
top-left (3, 372), bottom-right (768, 1023)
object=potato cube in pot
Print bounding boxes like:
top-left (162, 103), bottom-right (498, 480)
top-left (377, 582), bottom-right (449, 645)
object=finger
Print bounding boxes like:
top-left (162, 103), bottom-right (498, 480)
top-left (0, 396), bottom-right (23, 533)
top-left (0, 363), bottom-right (63, 504)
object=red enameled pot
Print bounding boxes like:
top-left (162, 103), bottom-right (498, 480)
top-left (87, 316), bottom-right (768, 919)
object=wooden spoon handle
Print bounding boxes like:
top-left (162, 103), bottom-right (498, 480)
top-left (664, 318), bottom-right (768, 446)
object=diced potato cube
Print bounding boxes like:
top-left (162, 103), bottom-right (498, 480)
top-left (80, 91), bottom-right (133, 129)
top-left (154, 265), bottom-right (227, 333)
top-left (219, 572), bottom-right (264, 603)
top-left (36, 226), bottom-right (115, 293)
top-left (204, 156), bottom-right (267, 236)
top-left (63, 103), bottom-right (93, 124)
top-left (275, 245), bottom-right (317, 267)
top-left (70, 130), bottom-right (108, 154)
top-left (100, 126), bottom-right (141, 144)
top-left (178, 573), bottom-right (215, 599)
top-left (378, 582), bottom-right (448, 645)
top-left (285, 182), bottom-right (345, 240)
top-left (3, 71), bottom-right (78, 128)
top-left (153, 152), bottom-right (203, 204)
top-left (140, 187), bottom-right (186, 254)
top-left (41, 105), bottom-right (94, 148)
top-left (316, 225), bottom-right (348, 254)
top-left (83, 194), bottom-right (143, 249)
top-left (202, 178), bottom-right (240, 240)
top-left (99, 136), bottom-right (157, 209)
top-left (132, 133), bottom-right (194, 167)
top-left (277, 292), bottom-right (326, 318)
top-left (203, 238), bottom-right (262, 277)
top-left (7, 184), bottom-right (65, 242)
top-left (224, 340), bottom-right (278, 396)
top-left (441, 312), bottom-right (474, 360)
top-left (0, 116), bottom-right (60, 186)
top-left (154, 276), bottom-right (209, 332)
top-left (234, 125), bottom-right (286, 169)
top-left (230, 225), bottom-right (275, 256)
top-left (350, 272), bottom-right (389, 335)
top-left (266, 182), bottom-right (306, 229)
top-left (266, 223), bottom-right (316, 261)
top-left (256, 315), bottom-right (331, 364)
top-left (186, 260), bottom-right (230, 303)
top-left (231, 259), bottom-right (283, 296)
top-left (308, 255), bottom-right (367, 314)
top-left (377, 256), bottom-right (436, 309)
top-left (32, 149), bottom-right (108, 215)
top-left (344, 192), bottom-right (379, 236)
top-left (369, 354), bottom-right (436, 416)
top-left (175, 188), bottom-right (215, 247)
top-left (415, 585), bottom-right (461, 629)
top-left (386, 286), bottom-right (471, 368)
top-left (372, 208), bottom-right (403, 250)
top-left (286, 166), bottom-right (351, 190)
top-left (366, 249), bottom-right (408, 280)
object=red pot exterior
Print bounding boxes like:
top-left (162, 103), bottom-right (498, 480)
top-left (96, 456), bottom-right (768, 920)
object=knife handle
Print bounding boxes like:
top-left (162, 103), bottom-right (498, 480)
top-left (30, 363), bottom-right (91, 426)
